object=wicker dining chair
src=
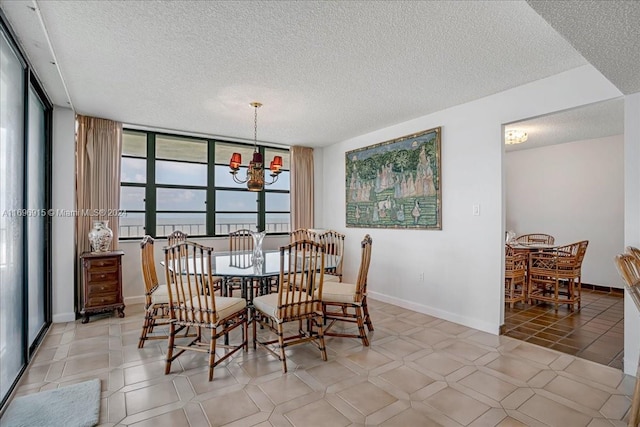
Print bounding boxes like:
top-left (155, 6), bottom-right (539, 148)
top-left (138, 235), bottom-right (195, 348)
top-left (167, 230), bottom-right (189, 246)
top-left (627, 246), bottom-right (640, 264)
top-left (289, 228), bottom-right (314, 243)
top-left (504, 244), bottom-right (527, 308)
top-left (164, 241), bottom-right (248, 381)
top-left (321, 234), bottom-right (373, 346)
top-left (226, 229), bottom-right (262, 297)
top-left (252, 240), bottom-right (328, 373)
top-left (614, 253), bottom-right (640, 427)
top-left (166, 229), bottom-right (224, 295)
top-left (515, 233), bottom-right (555, 245)
top-left (528, 240), bottom-right (588, 312)
top-left (316, 230), bottom-right (345, 283)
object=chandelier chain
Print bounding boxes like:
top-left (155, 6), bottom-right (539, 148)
top-left (254, 104), bottom-right (258, 147)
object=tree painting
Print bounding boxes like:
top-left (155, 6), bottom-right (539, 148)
top-left (345, 127), bottom-right (441, 230)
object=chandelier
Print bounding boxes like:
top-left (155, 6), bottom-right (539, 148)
top-left (229, 102), bottom-right (283, 191)
top-left (505, 129), bottom-right (528, 145)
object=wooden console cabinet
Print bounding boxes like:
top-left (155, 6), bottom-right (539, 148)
top-left (80, 250), bottom-right (125, 323)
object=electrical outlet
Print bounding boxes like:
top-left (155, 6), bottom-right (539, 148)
top-left (473, 204), bottom-right (480, 216)
top-left (419, 272), bottom-right (425, 281)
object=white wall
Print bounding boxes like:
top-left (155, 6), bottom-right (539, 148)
top-left (51, 107), bottom-right (76, 322)
top-left (317, 65), bottom-right (621, 335)
top-left (624, 92), bottom-right (640, 375)
top-left (506, 135), bottom-right (624, 288)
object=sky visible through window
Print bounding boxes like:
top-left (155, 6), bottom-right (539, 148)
top-left (120, 137), bottom-right (290, 236)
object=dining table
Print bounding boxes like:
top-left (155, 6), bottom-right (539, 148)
top-left (164, 248), bottom-right (338, 303)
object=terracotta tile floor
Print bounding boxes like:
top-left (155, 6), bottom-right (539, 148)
top-left (8, 298), bottom-right (636, 426)
top-left (504, 288), bottom-right (625, 369)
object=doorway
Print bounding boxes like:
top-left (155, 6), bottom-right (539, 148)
top-left (502, 98), bottom-right (625, 368)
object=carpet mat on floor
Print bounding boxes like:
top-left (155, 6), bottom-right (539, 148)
top-left (1, 379), bottom-right (100, 427)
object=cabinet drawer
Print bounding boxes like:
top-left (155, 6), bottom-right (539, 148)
top-left (87, 270), bottom-right (118, 283)
top-left (86, 293), bottom-right (119, 307)
top-left (87, 281), bottom-right (119, 296)
top-left (86, 258), bottom-right (119, 270)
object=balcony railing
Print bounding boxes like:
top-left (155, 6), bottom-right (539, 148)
top-left (119, 222), bottom-right (290, 238)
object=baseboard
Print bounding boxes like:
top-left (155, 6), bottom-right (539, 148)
top-left (581, 283), bottom-right (624, 296)
top-left (368, 291), bottom-right (500, 335)
top-left (52, 312), bottom-right (76, 323)
top-left (124, 295), bottom-right (145, 306)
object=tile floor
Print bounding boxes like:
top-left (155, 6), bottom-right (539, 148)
top-left (504, 288), bottom-right (625, 369)
top-left (9, 299), bottom-right (636, 426)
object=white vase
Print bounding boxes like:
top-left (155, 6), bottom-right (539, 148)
top-left (88, 220), bottom-right (113, 252)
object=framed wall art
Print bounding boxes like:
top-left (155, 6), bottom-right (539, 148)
top-left (345, 127), bottom-right (441, 230)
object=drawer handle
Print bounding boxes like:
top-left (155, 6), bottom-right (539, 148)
top-left (100, 286), bottom-right (105, 291)
top-left (100, 274), bottom-right (105, 279)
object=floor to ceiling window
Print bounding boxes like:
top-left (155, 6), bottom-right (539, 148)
top-left (0, 15), bottom-right (52, 409)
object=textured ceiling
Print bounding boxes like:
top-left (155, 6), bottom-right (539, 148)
top-left (528, 0), bottom-right (640, 95)
top-left (0, 0), bottom-right (630, 148)
top-left (505, 97), bottom-right (624, 152)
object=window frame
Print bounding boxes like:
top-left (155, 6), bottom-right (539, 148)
top-left (119, 129), bottom-right (291, 239)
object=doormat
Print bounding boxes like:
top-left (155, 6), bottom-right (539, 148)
top-left (1, 378), bottom-right (100, 427)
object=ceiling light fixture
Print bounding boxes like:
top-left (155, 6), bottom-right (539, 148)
top-left (505, 129), bottom-right (528, 145)
top-left (229, 102), bottom-right (283, 191)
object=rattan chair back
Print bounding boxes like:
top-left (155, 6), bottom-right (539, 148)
top-left (229, 229), bottom-right (254, 252)
top-left (289, 228), bottom-right (313, 243)
top-left (317, 230), bottom-right (345, 281)
top-left (140, 235), bottom-right (159, 301)
top-left (167, 230), bottom-right (188, 246)
top-left (616, 253), bottom-right (640, 309)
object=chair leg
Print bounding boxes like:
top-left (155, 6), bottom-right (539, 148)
top-left (356, 306), bottom-right (369, 346)
top-left (243, 313), bottom-right (249, 351)
top-left (165, 323), bottom-right (176, 375)
top-left (363, 297), bottom-right (374, 332)
top-left (277, 323), bottom-right (287, 373)
top-left (208, 328), bottom-right (216, 381)
top-left (138, 311), bottom-right (152, 348)
top-left (316, 315), bottom-right (328, 362)
top-left (252, 314), bottom-right (258, 350)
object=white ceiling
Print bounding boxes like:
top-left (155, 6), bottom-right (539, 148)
top-left (505, 97), bottom-right (624, 152)
top-left (1, 0), bottom-right (636, 148)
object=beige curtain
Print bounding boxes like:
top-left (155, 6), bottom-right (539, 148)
top-left (76, 115), bottom-right (123, 255)
top-left (290, 146), bottom-right (314, 229)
